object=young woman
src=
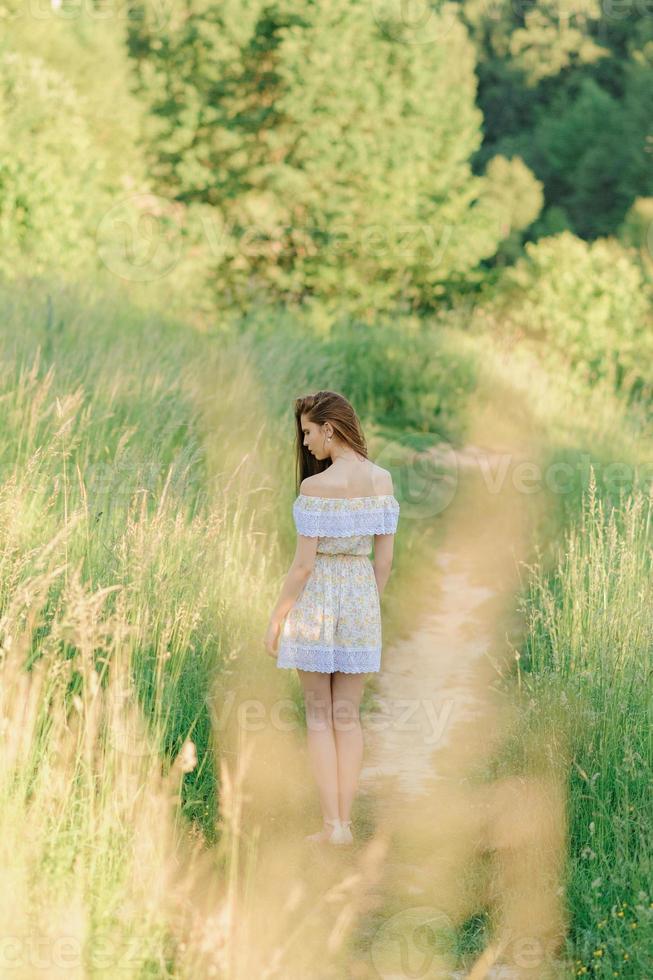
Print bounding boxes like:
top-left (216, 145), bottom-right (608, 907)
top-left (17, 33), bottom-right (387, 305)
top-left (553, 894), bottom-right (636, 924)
top-left (264, 390), bottom-right (399, 846)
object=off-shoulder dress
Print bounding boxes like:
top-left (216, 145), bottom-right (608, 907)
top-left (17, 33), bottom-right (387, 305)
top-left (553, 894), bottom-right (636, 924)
top-left (276, 493), bottom-right (400, 673)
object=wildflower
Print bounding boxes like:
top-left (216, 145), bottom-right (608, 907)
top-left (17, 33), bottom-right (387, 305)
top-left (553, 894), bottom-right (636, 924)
top-left (593, 948), bottom-right (604, 957)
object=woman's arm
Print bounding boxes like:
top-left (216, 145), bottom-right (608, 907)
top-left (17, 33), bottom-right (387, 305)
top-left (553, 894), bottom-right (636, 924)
top-left (373, 533), bottom-right (395, 598)
top-left (268, 535), bottom-right (318, 627)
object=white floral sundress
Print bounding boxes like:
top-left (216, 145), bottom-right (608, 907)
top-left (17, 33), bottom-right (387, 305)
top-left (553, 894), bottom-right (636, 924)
top-left (276, 493), bottom-right (400, 673)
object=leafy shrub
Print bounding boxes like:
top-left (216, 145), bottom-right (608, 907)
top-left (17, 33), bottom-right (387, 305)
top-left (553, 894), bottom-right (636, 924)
top-left (484, 231), bottom-right (653, 396)
top-left (0, 51), bottom-right (108, 279)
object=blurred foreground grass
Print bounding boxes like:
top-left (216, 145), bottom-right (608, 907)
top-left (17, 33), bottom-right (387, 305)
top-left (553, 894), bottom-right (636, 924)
top-left (0, 276), bottom-right (650, 975)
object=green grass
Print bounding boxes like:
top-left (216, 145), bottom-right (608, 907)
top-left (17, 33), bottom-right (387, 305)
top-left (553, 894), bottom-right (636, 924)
top-left (0, 275), bottom-right (481, 975)
top-left (463, 331), bottom-right (653, 977)
top-left (1, 273), bottom-right (652, 976)
top-left (516, 481), bottom-right (653, 978)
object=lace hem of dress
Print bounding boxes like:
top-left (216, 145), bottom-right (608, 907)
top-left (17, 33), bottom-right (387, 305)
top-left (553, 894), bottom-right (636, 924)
top-left (276, 642), bottom-right (381, 673)
top-left (293, 506), bottom-right (399, 538)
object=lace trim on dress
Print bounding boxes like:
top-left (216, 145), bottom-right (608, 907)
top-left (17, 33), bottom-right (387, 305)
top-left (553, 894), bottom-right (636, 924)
top-left (293, 494), bottom-right (400, 538)
top-left (276, 642), bottom-right (381, 673)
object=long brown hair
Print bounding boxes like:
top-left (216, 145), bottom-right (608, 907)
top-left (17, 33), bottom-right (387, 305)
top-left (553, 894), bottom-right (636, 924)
top-left (294, 390), bottom-right (368, 492)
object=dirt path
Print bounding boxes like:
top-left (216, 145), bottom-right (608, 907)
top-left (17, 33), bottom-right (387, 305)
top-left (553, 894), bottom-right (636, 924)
top-left (354, 401), bottom-right (569, 978)
top-left (209, 396), bottom-right (570, 979)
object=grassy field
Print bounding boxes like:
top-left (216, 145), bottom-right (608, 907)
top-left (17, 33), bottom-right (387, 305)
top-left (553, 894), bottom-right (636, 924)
top-left (463, 331), bottom-right (653, 977)
top-left (0, 274), bottom-right (650, 976)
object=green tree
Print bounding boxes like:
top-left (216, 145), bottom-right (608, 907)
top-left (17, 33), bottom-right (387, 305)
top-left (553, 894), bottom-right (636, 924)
top-left (128, 0), bottom-right (539, 315)
top-left (0, 51), bottom-right (109, 279)
top-left (463, 0), bottom-right (653, 241)
top-left (0, 5), bottom-right (147, 190)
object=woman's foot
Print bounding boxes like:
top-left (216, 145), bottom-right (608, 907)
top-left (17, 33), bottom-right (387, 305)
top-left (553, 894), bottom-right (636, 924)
top-left (305, 818), bottom-right (342, 843)
top-left (329, 819), bottom-right (353, 846)
top-left (304, 818), bottom-right (354, 844)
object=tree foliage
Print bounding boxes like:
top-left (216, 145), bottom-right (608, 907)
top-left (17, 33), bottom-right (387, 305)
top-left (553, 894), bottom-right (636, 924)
top-left (465, 2), bottom-right (653, 240)
top-left (128, 0), bottom-right (541, 314)
top-left (485, 231), bottom-right (653, 395)
top-left (0, 51), bottom-right (108, 279)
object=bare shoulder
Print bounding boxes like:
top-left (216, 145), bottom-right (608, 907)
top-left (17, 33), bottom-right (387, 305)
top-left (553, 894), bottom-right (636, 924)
top-left (299, 474), bottom-right (327, 497)
top-left (299, 462), bottom-right (394, 498)
top-left (370, 464), bottom-right (394, 495)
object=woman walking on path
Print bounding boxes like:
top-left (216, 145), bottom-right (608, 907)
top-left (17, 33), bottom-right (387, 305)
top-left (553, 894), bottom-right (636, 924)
top-left (264, 390), bottom-right (400, 846)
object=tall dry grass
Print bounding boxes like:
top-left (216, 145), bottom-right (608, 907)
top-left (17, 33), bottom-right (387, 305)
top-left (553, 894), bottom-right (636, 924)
top-left (0, 284), bottom-right (426, 976)
top-left (503, 474), bottom-right (653, 976)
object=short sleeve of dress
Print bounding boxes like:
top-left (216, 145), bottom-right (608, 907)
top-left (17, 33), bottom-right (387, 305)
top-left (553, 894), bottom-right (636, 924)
top-left (293, 495), bottom-right (400, 537)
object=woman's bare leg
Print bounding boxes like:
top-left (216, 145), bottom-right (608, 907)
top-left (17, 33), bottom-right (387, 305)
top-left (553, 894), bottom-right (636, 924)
top-left (331, 671), bottom-right (367, 822)
top-left (297, 669), bottom-right (340, 822)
